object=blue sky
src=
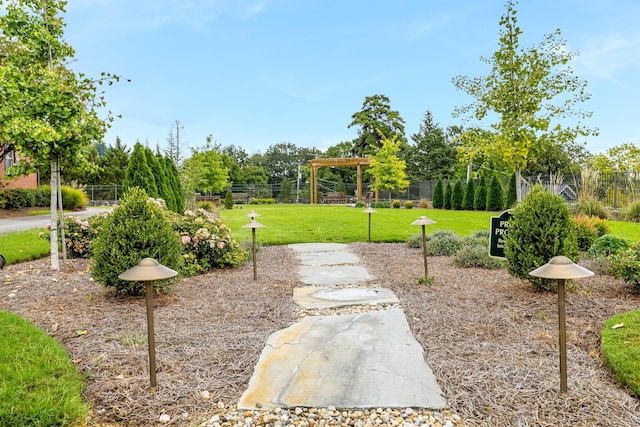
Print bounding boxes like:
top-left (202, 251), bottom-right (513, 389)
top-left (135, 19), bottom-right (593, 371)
top-left (63, 0), bottom-right (640, 156)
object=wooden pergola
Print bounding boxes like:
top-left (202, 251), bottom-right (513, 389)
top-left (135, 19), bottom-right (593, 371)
top-left (307, 157), bottom-right (371, 204)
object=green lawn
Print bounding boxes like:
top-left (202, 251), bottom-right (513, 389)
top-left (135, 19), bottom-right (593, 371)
top-left (0, 310), bottom-right (89, 426)
top-left (602, 310), bottom-right (640, 397)
top-left (0, 229), bottom-right (50, 265)
top-left (219, 204), bottom-right (498, 245)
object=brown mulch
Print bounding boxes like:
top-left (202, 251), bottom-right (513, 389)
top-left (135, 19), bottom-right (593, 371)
top-left (1, 244), bottom-right (640, 426)
top-left (0, 206), bottom-right (49, 219)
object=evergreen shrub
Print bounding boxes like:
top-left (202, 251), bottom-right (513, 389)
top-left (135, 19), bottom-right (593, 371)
top-left (486, 173), bottom-right (504, 211)
top-left (432, 177), bottom-right (444, 209)
top-left (91, 187), bottom-right (182, 296)
top-left (504, 185), bottom-right (579, 291)
top-left (223, 190), bottom-right (233, 209)
top-left (249, 198), bottom-right (276, 204)
top-left (463, 178), bottom-right (475, 210)
top-left (443, 181), bottom-right (453, 209)
top-left (1, 188), bottom-right (36, 208)
top-left (452, 179), bottom-right (464, 210)
top-left (392, 199), bottom-right (402, 209)
top-left (474, 175), bottom-right (487, 210)
top-left (404, 200), bottom-right (414, 209)
top-left (355, 201), bottom-right (365, 208)
top-left (371, 201), bottom-right (390, 208)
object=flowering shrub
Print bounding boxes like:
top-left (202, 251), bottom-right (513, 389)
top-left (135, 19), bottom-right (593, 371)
top-left (171, 208), bottom-right (248, 275)
top-left (63, 214), bottom-right (107, 258)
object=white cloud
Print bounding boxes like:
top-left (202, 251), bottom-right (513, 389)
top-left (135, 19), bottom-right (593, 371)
top-left (575, 32), bottom-right (640, 86)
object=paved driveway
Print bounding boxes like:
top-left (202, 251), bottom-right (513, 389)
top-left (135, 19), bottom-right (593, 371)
top-left (0, 208), bottom-right (112, 234)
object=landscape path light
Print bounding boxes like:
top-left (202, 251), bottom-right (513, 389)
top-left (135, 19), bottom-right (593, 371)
top-left (118, 258), bottom-right (178, 388)
top-left (246, 210), bottom-right (261, 219)
top-left (529, 256), bottom-right (594, 394)
top-left (411, 215), bottom-right (436, 282)
top-left (242, 219), bottom-right (266, 280)
top-left (362, 207), bottom-right (377, 243)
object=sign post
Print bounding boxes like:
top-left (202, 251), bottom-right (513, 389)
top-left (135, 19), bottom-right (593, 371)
top-left (489, 210), bottom-right (514, 258)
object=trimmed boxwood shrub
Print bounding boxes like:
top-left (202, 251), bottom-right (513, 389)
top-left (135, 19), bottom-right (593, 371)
top-left (504, 185), bottom-right (579, 291)
top-left (91, 187), bottom-right (182, 296)
top-left (404, 200), bottom-right (414, 209)
top-left (1, 188), bottom-right (36, 209)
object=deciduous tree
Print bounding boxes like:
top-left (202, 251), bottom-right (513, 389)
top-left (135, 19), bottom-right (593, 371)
top-left (452, 0), bottom-right (596, 203)
top-left (368, 132), bottom-right (409, 199)
top-left (0, 0), bottom-right (122, 269)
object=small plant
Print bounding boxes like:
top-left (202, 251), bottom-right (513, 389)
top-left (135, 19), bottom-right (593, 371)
top-left (392, 199), bottom-right (402, 209)
top-left (355, 201), bottom-right (365, 208)
top-left (610, 242), bottom-right (640, 292)
top-left (223, 190), bottom-right (233, 209)
top-left (418, 198), bottom-right (430, 208)
top-left (572, 215), bottom-right (600, 252)
top-left (406, 233), bottom-right (424, 249)
top-left (586, 234), bottom-right (630, 258)
top-left (370, 201), bottom-right (390, 208)
top-left (404, 200), bottom-right (414, 209)
top-left (574, 196), bottom-right (610, 219)
top-left (620, 200), bottom-right (640, 222)
top-left (196, 200), bottom-right (216, 212)
top-left (536, 310), bottom-right (547, 321)
top-left (453, 244), bottom-right (505, 269)
top-left (426, 230), bottom-right (463, 256)
top-left (417, 275), bottom-right (435, 285)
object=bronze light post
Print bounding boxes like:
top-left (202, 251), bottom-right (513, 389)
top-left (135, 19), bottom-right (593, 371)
top-left (411, 215), bottom-right (436, 282)
top-left (362, 207), bottom-right (377, 243)
top-left (529, 256), bottom-right (594, 394)
top-left (118, 258), bottom-right (178, 388)
top-left (242, 219), bottom-right (266, 280)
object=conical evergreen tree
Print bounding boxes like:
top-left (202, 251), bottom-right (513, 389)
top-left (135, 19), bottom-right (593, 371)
top-left (164, 156), bottom-right (185, 214)
top-left (443, 179), bottom-right (453, 209)
top-left (452, 179), bottom-right (464, 210)
top-left (432, 176), bottom-right (444, 208)
top-left (506, 172), bottom-right (517, 208)
top-left (123, 142), bottom-right (158, 197)
top-left (487, 172), bottom-right (504, 211)
top-left (463, 177), bottom-right (476, 210)
top-left (155, 152), bottom-right (177, 211)
top-left (474, 175), bottom-right (487, 211)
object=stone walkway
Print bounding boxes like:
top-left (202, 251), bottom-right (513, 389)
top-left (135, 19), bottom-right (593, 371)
top-left (238, 243), bottom-right (446, 410)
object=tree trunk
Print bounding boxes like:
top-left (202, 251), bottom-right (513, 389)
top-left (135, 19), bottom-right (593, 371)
top-left (57, 158), bottom-right (67, 265)
top-left (467, 157), bottom-right (473, 182)
top-left (516, 166), bottom-right (522, 203)
top-left (50, 159), bottom-right (59, 270)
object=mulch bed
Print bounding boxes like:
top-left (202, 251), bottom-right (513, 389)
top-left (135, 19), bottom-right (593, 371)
top-left (1, 243), bottom-right (639, 426)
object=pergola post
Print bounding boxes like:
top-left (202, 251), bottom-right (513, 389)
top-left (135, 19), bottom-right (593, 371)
top-left (307, 157), bottom-right (370, 204)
